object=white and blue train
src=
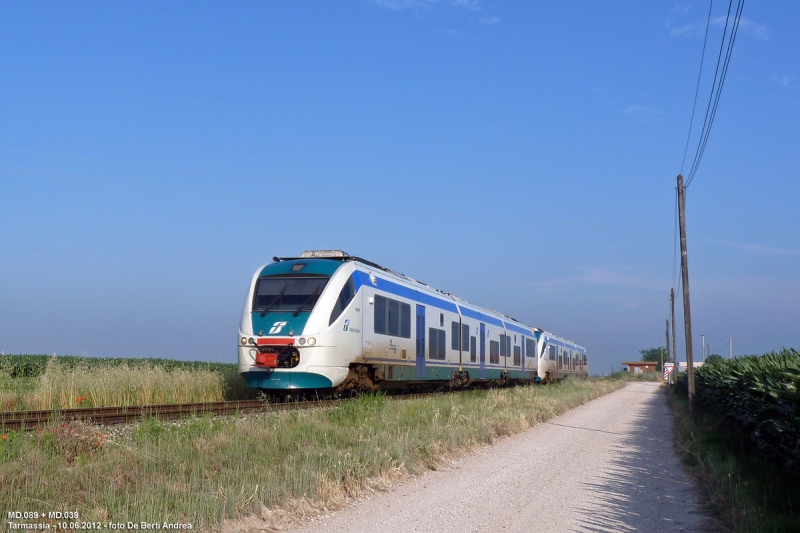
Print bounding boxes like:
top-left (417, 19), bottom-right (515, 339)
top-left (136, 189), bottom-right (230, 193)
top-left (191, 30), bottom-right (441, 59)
top-left (238, 251), bottom-right (587, 393)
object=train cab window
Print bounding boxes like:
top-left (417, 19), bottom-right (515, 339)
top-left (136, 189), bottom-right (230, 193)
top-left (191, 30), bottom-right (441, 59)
top-left (428, 327), bottom-right (446, 360)
top-left (513, 345), bottom-right (521, 366)
top-left (253, 275), bottom-right (329, 315)
top-left (470, 336), bottom-right (477, 362)
top-left (329, 275), bottom-right (356, 325)
top-left (489, 340), bottom-right (500, 364)
top-left (374, 295), bottom-right (411, 338)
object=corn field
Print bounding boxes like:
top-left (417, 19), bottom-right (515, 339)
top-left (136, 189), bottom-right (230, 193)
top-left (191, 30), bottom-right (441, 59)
top-left (683, 349), bottom-right (800, 472)
top-left (0, 353), bottom-right (237, 378)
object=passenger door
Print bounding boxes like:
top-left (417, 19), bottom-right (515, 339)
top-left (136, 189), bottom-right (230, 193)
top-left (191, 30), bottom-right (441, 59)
top-left (415, 305), bottom-right (426, 379)
top-left (479, 323), bottom-right (486, 379)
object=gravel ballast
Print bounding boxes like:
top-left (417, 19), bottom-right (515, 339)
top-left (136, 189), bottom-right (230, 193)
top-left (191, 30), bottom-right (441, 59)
top-left (289, 382), bottom-right (711, 533)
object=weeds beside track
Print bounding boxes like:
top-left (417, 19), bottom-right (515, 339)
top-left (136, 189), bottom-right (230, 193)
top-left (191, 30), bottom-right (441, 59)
top-left (0, 378), bottom-right (624, 532)
top-left (0, 354), bottom-right (255, 410)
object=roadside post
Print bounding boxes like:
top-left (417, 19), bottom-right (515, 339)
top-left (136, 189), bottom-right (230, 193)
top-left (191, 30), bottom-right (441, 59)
top-left (664, 363), bottom-right (675, 385)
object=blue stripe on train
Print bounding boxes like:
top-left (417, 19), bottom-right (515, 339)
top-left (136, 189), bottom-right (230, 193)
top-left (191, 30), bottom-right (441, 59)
top-left (353, 269), bottom-right (534, 335)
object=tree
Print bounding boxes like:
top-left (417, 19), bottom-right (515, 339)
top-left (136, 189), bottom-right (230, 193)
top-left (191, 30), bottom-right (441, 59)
top-left (640, 347), bottom-right (666, 372)
top-left (705, 353), bottom-right (724, 366)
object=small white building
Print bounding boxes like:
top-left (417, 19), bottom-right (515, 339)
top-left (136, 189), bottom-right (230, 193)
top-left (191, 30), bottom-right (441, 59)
top-left (678, 361), bottom-right (704, 371)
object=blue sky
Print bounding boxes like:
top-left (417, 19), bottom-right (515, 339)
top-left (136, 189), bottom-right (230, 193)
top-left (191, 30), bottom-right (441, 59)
top-left (1, 1), bottom-right (797, 372)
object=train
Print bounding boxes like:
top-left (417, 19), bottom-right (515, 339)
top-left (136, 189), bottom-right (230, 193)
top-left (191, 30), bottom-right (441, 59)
top-left (238, 250), bottom-right (587, 393)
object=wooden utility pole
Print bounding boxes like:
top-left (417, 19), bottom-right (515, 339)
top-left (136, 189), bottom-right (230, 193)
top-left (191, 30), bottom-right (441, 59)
top-left (665, 318), bottom-right (671, 386)
top-left (677, 174), bottom-right (696, 421)
top-left (671, 288), bottom-right (677, 365)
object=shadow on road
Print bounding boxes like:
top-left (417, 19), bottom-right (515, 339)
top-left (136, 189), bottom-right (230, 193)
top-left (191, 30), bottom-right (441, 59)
top-left (570, 385), bottom-right (711, 533)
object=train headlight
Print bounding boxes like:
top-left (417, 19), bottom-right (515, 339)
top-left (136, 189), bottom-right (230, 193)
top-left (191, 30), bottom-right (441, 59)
top-left (298, 337), bottom-right (307, 345)
top-left (307, 337), bottom-right (317, 346)
top-left (248, 337), bottom-right (255, 345)
top-left (241, 337), bottom-right (247, 345)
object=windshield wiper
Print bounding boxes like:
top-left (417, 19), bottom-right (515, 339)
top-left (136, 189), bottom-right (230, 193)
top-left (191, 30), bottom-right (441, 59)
top-left (260, 284), bottom-right (287, 317)
top-left (292, 284), bottom-right (322, 317)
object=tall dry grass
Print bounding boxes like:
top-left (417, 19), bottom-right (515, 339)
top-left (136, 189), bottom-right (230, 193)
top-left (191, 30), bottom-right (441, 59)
top-left (31, 357), bottom-right (226, 409)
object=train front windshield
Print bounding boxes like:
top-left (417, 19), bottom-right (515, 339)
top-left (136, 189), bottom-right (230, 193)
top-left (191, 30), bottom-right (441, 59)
top-left (253, 276), bottom-right (330, 315)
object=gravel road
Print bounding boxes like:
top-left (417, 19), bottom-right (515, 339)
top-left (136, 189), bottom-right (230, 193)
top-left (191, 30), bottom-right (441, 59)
top-left (289, 382), bottom-right (712, 533)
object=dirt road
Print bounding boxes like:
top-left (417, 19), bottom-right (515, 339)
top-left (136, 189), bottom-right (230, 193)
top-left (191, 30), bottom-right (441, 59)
top-left (289, 382), bottom-right (711, 533)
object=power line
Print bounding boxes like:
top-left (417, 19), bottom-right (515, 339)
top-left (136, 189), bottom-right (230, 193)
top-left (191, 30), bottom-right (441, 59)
top-left (685, 0), bottom-right (746, 188)
top-left (680, 0), bottom-right (715, 175)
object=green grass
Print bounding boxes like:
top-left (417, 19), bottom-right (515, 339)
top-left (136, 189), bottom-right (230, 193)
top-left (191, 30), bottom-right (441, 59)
top-left (605, 370), bottom-right (660, 382)
top-left (0, 378), bottom-right (624, 531)
top-left (668, 389), bottom-right (800, 532)
top-left (0, 353), bottom-right (239, 378)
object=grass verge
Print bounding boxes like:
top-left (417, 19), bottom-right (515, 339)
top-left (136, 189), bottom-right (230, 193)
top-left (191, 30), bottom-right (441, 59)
top-left (668, 388), bottom-right (800, 532)
top-left (0, 378), bottom-right (623, 531)
top-left (0, 356), bottom-right (255, 410)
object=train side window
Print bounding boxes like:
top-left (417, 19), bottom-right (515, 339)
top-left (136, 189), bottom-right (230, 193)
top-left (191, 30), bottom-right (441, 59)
top-left (549, 345), bottom-right (556, 361)
top-left (428, 328), bottom-right (446, 360)
top-left (440, 313), bottom-right (444, 327)
top-left (329, 275), bottom-right (356, 325)
top-left (400, 303), bottom-right (411, 338)
top-left (374, 295), bottom-right (411, 339)
top-left (506, 335), bottom-right (511, 359)
top-left (388, 299), bottom-right (399, 336)
top-left (513, 345), bottom-right (521, 366)
top-left (451, 322), bottom-right (460, 350)
top-left (526, 339), bottom-right (536, 359)
top-left (499, 335), bottom-right (507, 357)
top-left (375, 295), bottom-right (387, 334)
top-left (462, 324), bottom-right (469, 352)
top-left (470, 336), bottom-right (476, 362)
top-left (489, 340), bottom-right (500, 364)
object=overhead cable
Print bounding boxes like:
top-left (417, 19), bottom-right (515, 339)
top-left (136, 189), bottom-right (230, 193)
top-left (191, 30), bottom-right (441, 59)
top-left (685, 0), bottom-right (746, 189)
top-left (680, 0), bottom-right (715, 175)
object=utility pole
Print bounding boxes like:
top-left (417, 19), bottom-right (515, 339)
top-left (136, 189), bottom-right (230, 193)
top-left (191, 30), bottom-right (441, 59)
top-left (678, 174), bottom-right (696, 421)
top-left (660, 340), bottom-right (664, 377)
top-left (665, 319), bottom-right (671, 387)
top-left (730, 337), bottom-right (732, 359)
top-left (671, 288), bottom-right (677, 366)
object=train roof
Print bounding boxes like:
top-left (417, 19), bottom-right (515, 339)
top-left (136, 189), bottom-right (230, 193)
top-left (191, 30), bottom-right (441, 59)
top-left (271, 250), bottom-right (580, 347)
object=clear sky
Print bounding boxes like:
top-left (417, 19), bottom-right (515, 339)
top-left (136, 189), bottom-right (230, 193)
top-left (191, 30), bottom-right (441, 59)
top-left (1, 1), bottom-right (798, 372)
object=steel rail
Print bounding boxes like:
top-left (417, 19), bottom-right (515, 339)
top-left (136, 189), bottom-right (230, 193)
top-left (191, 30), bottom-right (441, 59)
top-left (0, 391), bottom-right (447, 431)
top-left (0, 398), bottom-right (327, 431)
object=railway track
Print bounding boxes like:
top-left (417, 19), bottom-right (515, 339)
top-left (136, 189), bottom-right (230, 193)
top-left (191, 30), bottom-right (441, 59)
top-left (0, 391), bottom-right (447, 431)
top-left (0, 397), bottom-right (339, 431)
